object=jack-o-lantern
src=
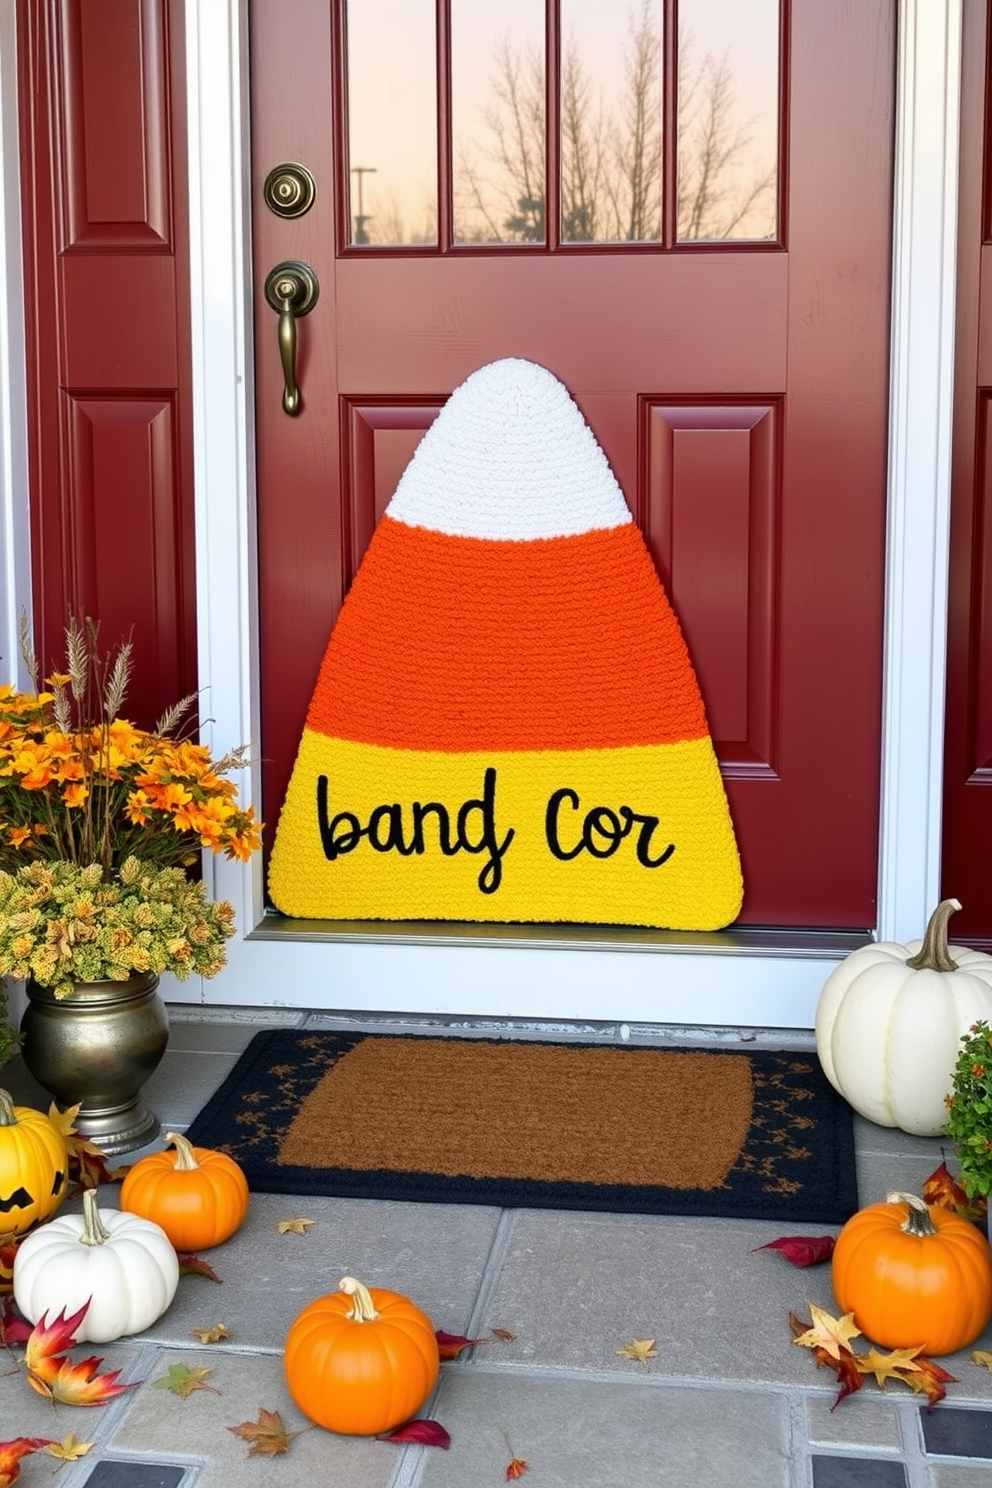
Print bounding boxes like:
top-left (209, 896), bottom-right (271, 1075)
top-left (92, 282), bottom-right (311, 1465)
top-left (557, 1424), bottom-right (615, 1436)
top-left (0, 1088), bottom-right (69, 1236)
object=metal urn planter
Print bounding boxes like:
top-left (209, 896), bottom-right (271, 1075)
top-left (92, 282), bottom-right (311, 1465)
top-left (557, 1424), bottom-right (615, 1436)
top-left (19, 971), bottom-right (169, 1156)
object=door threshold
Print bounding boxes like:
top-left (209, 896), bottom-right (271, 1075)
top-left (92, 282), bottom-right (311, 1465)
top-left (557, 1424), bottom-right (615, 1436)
top-left (249, 910), bottom-right (871, 960)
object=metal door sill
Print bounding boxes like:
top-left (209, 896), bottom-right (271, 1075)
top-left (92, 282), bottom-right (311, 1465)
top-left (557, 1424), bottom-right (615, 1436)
top-left (249, 909), bottom-right (871, 960)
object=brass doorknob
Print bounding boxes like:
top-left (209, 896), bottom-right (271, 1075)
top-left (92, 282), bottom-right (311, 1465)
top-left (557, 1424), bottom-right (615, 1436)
top-left (264, 262), bottom-right (320, 417)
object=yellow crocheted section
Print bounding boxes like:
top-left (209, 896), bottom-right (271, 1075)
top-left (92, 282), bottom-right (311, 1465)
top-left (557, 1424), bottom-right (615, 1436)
top-left (268, 733), bottom-right (743, 930)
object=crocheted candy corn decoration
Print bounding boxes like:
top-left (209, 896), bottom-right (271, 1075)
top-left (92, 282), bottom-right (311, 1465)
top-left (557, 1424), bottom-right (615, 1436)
top-left (269, 358), bottom-right (742, 929)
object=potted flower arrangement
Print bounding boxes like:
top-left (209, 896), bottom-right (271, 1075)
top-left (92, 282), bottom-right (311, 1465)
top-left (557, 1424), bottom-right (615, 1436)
top-left (0, 615), bottom-right (262, 1151)
top-left (944, 1020), bottom-right (992, 1229)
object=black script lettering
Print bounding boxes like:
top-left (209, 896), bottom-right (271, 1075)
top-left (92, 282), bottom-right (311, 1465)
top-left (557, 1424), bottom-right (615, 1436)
top-left (368, 803), bottom-right (416, 855)
top-left (618, 806), bottom-right (676, 868)
top-left (315, 772), bottom-right (513, 892)
top-left (545, 786), bottom-right (675, 869)
top-left (411, 801), bottom-right (457, 856)
top-left (316, 777), bottom-right (363, 860)
top-left (456, 766), bottom-right (515, 894)
top-left (545, 788), bottom-right (585, 861)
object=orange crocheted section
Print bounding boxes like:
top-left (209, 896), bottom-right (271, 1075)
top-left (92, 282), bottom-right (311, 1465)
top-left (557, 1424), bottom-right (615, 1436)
top-left (305, 516), bottom-right (710, 753)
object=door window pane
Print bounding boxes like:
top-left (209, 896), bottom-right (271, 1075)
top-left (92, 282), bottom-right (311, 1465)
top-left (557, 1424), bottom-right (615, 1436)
top-left (346, 0), bottom-right (438, 246)
top-left (451, 0), bottom-right (546, 245)
top-left (560, 0), bottom-right (663, 243)
top-left (677, 0), bottom-right (779, 242)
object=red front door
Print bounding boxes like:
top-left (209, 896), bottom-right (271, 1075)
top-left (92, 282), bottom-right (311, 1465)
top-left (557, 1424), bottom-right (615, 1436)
top-left (250, 0), bottom-right (894, 928)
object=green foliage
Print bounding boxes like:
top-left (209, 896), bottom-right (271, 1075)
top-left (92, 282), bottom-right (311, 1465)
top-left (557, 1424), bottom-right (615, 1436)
top-left (944, 1020), bottom-right (992, 1197)
top-left (0, 857), bottom-right (236, 1001)
top-left (0, 975), bottom-right (19, 1066)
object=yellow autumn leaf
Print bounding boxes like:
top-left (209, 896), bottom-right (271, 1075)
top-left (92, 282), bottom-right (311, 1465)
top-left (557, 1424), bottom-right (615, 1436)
top-left (45, 1435), bottom-right (93, 1463)
top-left (791, 1304), bottom-right (862, 1361)
top-left (973, 1350), bottom-right (992, 1372)
top-left (191, 1324), bottom-right (231, 1344)
top-left (276, 1217), bottom-right (315, 1235)
top-left (855, 1346), bottom-right (925, 1387)
top-left (616, 1338), bottom-right (659, 1365)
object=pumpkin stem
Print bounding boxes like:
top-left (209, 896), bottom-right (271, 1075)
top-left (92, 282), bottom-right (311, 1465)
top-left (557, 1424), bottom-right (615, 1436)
top-left (164, 1131), bottom-right (200, 1171)
top-left (339, 1275), bottom-right (379, 1323)
top-left (886, 1190), bottom-right (939, 1237)
top-left (0, 1089), bottom-right (16, 1127)
top-left (905, 899), bottom-right (962, 973)
top-left (79, 1187), bottom-right (112, 1246)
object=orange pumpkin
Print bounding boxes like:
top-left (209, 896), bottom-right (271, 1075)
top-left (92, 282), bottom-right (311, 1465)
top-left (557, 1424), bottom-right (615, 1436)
top-left (284, 1275), bottom-right (440, 1435)
top-left (119, 1131), bottom-right (249, 1251)
top-left (832, 1190), bottom-right (992, 1355)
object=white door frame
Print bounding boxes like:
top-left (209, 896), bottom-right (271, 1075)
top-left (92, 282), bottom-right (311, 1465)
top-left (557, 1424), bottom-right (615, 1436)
top-left (0, 1), bottom-right (963, 1029)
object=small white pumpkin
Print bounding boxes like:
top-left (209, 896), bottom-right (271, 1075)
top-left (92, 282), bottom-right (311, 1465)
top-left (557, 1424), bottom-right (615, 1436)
top-left (815, 899), bottom-right (992, 1135)
top-left (13, 1187), bottom-right (179, 1342)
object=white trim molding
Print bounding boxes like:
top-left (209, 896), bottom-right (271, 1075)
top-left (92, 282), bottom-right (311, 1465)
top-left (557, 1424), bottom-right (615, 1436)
top-left (876, 0), bottom-right (962, 944)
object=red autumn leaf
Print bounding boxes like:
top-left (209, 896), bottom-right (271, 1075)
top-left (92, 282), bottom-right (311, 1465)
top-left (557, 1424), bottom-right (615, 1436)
top-left (178, 1253), bottom-right (223, 1283)
top-left (0, 1237), bottom-right (17, 1297)
top-left (23, 1302), bottom-right (91, 1384)
top-left (0, 1299), bottom-right (31, 1349)
top-left (506, 1455), bottom-right (530, 1480)
top-left (753, 1235), bottom-right (836, 1266)
top-left (0, 1438), bottom-right (56, 1488)
top-left (922, 1157), bottom-right (987, 1223)
top-left (379, 1419), bottom-right (451, 1448)
top-left (901, 1355), bottom-right (958, 1412)
top-left (29, 1351), bottom-right (139, 1407)
top-left (435, 1329), bottom-right (488, 1360)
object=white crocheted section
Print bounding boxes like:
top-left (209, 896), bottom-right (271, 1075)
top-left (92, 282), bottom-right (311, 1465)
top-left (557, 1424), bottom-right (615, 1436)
top-left (386, 358), bottom-right (634, 540)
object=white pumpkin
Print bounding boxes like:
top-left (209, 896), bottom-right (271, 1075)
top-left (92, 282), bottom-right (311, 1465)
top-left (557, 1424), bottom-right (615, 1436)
top-left (815, 898), bottom-right (992, 1135)
top-left (13, 1187), bottom-right (179, 1342)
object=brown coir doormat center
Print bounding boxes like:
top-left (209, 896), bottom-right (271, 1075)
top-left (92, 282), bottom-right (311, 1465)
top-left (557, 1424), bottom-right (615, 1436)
top-left (183, 1030), bottom-right (858, 1223)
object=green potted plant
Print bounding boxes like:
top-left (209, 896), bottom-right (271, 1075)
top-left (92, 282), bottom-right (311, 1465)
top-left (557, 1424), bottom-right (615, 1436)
top-left (0, 615), bottom-right (262, 1151)
top-left (944, 1020), bottom-right (992, 1218)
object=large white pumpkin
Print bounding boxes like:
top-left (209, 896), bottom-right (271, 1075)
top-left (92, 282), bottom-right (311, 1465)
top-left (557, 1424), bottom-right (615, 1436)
top-left (13, 1187), bottom-right (179, 1342)
top-left (815, 899), bottom-right (992, 1135)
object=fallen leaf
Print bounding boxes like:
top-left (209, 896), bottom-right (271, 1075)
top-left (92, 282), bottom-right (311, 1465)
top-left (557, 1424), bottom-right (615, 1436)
top-left (0, 1299), bottom-right (31, 1350)
top-left (378, 1419), bottom-right (451, 1447)
top-left (435, 1329), bottom-right (487, 1361)
top-left (900, 1355), bottom-right (957, 1411)
top-left (228, 1408), bottom-right (304, 1457)
top-left (276, 1217), bottom-right (315, 1236)
top-left (506, 1455), bottom-right (529, 1480)
top-left (177, 1254), bottom-right (223, 1283)
top-left (752, 1235), bottom-right (836, 1266)
top-left (23, 1303), bottom-right (91, 1385)
top-left (44, 1435), bottom-right (93, 1463)
top-left (190, 1324), bottom-right (230, 1344)
top-left (972, 1350), bottom-right (992, 1371)
top-left (790, 1304), bottom-right (862, 1362)
top-left (0, 1438), bottom-right (56, 1488)
top-left (788, 1311), bottom-right (864, 1410)
top-left (153, 1363), bottom-right (221, 1399)
top-left (922, 1157), bottom-right (987, 1223)
top-left (616, 1338), bottom-right (659, 1365)
top-left (30, 1352), bottom-right (138, 1407)
top-left (490, 1327), bottom-right (517, 1342)
top-left (46, 1104), bottom-right (126, 1193)
top-left (855, 1345), bottom-right (928, 1388)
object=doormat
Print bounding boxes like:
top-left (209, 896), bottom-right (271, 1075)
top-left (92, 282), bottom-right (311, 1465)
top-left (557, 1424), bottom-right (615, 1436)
top-left (183, 1030), bottom-right (858, 1223)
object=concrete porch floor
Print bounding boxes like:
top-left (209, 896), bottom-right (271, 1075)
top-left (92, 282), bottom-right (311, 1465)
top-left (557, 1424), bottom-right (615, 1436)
top-left (2, 1008), bottom-right (992, 1488)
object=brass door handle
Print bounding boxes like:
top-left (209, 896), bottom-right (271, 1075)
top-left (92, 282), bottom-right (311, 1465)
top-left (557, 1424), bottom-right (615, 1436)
top-left (264, 261), bottom-right (320, 416)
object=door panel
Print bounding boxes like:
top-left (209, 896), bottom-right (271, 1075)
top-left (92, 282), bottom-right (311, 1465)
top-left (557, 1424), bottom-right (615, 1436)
top-left (251, 0), bottom-right (894, 928)
top-left (18, 0), bottom-right (197, 730)
top-left (943, 0), bottom-right (992, 945)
